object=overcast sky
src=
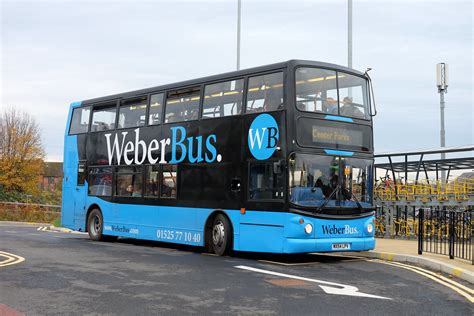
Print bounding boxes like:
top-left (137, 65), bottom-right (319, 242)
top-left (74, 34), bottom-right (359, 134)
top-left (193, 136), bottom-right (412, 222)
top-left (1, 0), bottom-right (472, 161)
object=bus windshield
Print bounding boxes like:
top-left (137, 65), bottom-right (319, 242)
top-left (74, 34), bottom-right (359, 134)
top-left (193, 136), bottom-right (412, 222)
top-left (295, 67), bottom-right (370, 120)
top-left (289, 153), bottom-right (373, 209)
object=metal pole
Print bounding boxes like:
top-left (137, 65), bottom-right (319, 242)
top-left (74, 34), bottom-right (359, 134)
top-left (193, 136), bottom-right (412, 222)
top-left (437, 63), bottom-right (448, 181)
top-left (418, 208), bottom-right (423, 255)
top-left (348, 0), bottom-right (352, 69)
top-left (440, 90), bottom-right (446, 180)
top-left (348, 0), bottom-right (352, 98)
top-left (236, 0), bottom-right (241, 70)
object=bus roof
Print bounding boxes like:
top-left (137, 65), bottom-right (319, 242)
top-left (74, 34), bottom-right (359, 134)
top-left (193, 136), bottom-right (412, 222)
top-left (80, 59), bottom-right (366, 106)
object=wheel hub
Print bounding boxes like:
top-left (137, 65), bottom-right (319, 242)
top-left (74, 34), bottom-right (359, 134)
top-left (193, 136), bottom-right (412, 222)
top-left (212, 221), bottom-right (225, 247)
top-left (91, 216), bottom-right (100, 235)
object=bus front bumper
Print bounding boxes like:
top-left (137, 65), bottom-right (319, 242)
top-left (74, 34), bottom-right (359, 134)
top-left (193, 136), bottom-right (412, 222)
top-left (283, 236), bottom-right (375, 254)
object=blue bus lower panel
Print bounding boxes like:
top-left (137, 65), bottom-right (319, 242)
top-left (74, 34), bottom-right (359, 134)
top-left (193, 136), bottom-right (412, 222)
top-left (63, 198), bottom-right (375, 254)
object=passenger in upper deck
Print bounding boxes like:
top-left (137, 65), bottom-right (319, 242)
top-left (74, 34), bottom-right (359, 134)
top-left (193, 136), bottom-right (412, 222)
top-left (340, 97), bottom-right (365, 119)
top-left (263, 87), bottom-right (283, 112)
top-left (324, 97), bottom-right (338, 114)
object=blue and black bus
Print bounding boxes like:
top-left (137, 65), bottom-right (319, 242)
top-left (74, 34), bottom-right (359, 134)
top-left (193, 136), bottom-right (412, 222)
top-left (62, 60), bottom-right (376, 255)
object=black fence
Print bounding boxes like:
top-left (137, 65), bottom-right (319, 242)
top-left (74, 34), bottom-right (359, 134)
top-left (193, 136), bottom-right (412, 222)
top-left (418, 209), bottom-right (473, 264)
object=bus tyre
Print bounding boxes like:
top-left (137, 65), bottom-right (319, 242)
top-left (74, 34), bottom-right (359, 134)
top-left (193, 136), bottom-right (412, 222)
top-left (87, 208), bottom-right (116, 242)
top-left (211, 214), bottom-right (232, 256)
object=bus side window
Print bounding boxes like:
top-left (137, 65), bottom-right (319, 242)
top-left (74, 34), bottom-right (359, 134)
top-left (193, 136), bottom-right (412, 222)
top-left (118, 96), bottom-right (147, 129)
top-left (145, 165), bottom-right (160, 197)
top-left (161, 165), bottom-right (177, 198)
top-left (148, 93), bottom-right (164, 125)
top-left (164, 87), bottom-right (200, 123)
top-left (88, 166), bottom-right (112, 196)
top-left (69, 106), bottom-right (90, 135)
top-left (77, 162), bottom-right (87, 185)
top-left (246, 72), bottom-right (284, 114)
top-left (202, 79), bottom-right (244, 118)
top-left (91, 104), bottom-right (117, 132)
top-left (248, 162), bottom-right (284, 200)
top-left (114, 166), bottom-right (143, 197)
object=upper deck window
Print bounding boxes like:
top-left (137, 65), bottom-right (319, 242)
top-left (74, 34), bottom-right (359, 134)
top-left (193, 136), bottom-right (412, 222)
top-left (164, 87), bottom-right (200, 123)
top-left (295, 67), bottom-right (369, 120)
top-left (148, 93), bottom-right (164, 125)
top-left (69, 106), bottom-right (90, 134)
top-left (202, 79), bottom-right (244, 118)
top-left (338, 74), bottom-right (369, 119)
top-left (117, 96), bottom-right (147, 129)
top-left (246, 72), bottom-right (284, 113)
top-left (295, 68), bottom-right (338, 114)
top-left (91, 103), bottom-right (117, 132)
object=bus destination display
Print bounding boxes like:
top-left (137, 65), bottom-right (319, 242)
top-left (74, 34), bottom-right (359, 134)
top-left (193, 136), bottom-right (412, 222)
top-left (312, 125), bottom-right (363, 147)
top-left (297, 117), bottom-right (372, 152)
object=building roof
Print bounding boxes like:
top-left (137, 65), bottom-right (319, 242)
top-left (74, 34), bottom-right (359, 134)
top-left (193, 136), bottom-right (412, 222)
top-left (375, 145), bottom-right (474, 157)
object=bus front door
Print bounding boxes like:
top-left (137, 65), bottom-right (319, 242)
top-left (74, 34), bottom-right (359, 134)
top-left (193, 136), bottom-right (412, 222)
top-left (73, 162), bottom-right (88, 229)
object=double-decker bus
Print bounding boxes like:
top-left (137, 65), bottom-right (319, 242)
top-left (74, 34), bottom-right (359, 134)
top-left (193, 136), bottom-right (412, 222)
top-left (62, 60), bottom-right (376, 255)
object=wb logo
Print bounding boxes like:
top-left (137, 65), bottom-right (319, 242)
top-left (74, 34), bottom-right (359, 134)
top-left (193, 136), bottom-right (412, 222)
top-left (248, 114), bottom-right (279, 160)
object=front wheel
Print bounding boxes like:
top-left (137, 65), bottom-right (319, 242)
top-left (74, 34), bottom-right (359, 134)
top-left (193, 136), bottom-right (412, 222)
top-left (87, 208), bottom-right (116, 242)
top-left (211, 214), bottom-right (233, 256)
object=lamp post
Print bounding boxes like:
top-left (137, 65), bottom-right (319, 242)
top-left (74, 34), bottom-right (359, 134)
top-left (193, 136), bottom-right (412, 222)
top-left (348, 0), bottom-right (352, 69)
top-left (436, 63), bottom-right (448, 181)
top-left (348, 0), bottom-right (352, 97)
top-left (236, 0), bottom-right (241, 70)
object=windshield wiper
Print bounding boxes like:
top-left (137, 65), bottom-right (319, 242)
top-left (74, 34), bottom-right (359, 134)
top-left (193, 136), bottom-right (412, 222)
top-left (348, 190), bottom-right (363, 211)
top-left (317, 184), bottom-right (340, 211)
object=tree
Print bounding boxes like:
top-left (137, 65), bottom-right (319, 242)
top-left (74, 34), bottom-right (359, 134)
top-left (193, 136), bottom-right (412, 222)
top-left (0, 107), bottom-right (45, 193)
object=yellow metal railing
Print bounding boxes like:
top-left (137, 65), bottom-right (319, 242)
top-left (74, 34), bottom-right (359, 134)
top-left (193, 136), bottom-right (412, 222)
top-left (374, 178), bottom-right (474, 202)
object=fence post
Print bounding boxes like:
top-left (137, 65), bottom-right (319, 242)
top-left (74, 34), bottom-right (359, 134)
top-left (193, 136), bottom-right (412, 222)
top-left (385, 206), bottom-right (391, 238)
top-left (449, 211), bottom-right (455, 260)
top-left (418, 208), bottom-right (423, 255)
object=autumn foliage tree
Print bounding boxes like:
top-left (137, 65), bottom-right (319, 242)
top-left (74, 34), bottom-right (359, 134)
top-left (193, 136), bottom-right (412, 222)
top-left (0, 108), bottom-right (45, 193)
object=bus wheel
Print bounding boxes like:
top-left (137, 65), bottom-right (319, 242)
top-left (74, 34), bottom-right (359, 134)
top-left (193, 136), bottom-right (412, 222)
top-left (87, 208), bottom-right (116, 242)
top-left (211, 214), bottom-right (232, 256)
top-left (87, 208), bottom-right (104, 241)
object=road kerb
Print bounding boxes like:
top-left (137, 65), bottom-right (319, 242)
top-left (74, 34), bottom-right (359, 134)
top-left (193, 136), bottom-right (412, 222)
top-left (346, 251), bottom-right (473, 285)
top-left (0, 221), bottom-right (51, 226)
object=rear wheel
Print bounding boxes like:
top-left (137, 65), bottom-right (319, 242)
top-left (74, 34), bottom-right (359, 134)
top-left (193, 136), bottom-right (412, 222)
top-left (87, 208), bottom-right (116, 242)
top-left (211, 214), bottom-right (233, 256)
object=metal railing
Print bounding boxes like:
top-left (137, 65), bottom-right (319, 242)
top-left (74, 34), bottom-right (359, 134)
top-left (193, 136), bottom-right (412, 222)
top-left (418, 209), bottom-right (473, 264)
top-left (0, 201), bottom-right (61, 212)
top-left (374, 178), bottom-right (474, 202)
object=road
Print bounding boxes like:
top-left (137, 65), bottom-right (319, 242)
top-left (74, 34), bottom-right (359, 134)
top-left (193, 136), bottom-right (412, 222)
top-left (0, 223), bottom-right (472, 315)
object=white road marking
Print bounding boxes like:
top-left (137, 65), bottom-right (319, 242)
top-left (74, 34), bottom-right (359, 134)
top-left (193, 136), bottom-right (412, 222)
top-left (0, 251), bottom-right (25, 267)
top-left (235, 265), bottom-right (391, 300)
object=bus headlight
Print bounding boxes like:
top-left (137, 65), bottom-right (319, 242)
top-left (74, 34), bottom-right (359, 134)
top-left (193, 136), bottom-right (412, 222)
top-left (304, 223), bottom-right (313, 234)
top-left (367, 223), bottom-right (374, 234)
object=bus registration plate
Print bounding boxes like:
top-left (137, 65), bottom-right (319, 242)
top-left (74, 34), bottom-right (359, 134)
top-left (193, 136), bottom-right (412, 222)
top-left (332, 243), bottom-right (351, 250)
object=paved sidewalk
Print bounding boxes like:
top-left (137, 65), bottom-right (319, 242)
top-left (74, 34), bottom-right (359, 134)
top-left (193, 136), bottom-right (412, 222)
top-left (347, 238), bottom-right (473, 284)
